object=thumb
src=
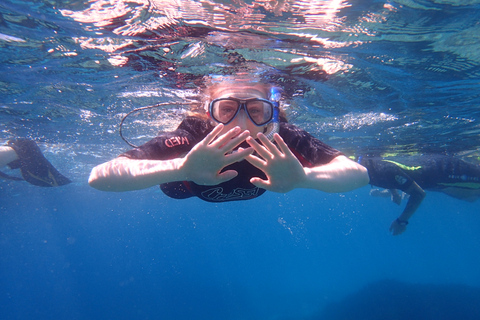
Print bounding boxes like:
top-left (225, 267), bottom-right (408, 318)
top-left (250, 177), bottom-right (270, 189)
top-left (216, 170), bottom-right (238, 183)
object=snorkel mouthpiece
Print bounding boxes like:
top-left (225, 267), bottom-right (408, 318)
top-left (264, 86), bottom-right (281, 141)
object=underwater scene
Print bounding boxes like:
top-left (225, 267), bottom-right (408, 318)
top-left (1, 0), bottom-right (480, 319)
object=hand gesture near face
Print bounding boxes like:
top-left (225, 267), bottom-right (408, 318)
top-left (182, 124), bottom-right (253, 185)
top-left (245, 132), bottom-right (306, 193)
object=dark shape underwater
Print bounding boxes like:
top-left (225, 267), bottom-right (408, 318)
top-left (5, 139), bottom-right (71, 187)
top-left (316, 279), bottom-right (480, 320)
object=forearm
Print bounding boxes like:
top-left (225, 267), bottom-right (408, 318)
top-left (397, 182), bottom-right (426, 221)
top-left (0, 146), bottom-right (18, 167)
top-left (88, 157), bottom-right (187, 192)
top-left (299, 156), bottom-right (370, 193)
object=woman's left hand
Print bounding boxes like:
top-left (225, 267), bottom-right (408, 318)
top-left (245, 132), bottom-right (306, 193)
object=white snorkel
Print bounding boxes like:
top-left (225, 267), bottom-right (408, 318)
top-left (264, 86), bottom-right (281, 141)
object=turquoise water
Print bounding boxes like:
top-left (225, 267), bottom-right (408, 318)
top-left (1, 1), bottom-right (480, 319)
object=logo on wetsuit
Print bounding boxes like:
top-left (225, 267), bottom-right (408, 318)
top-left (395, 175), bottom-right (408, 185)
top-left (200, 186), bottom-right (261, 201)
top-left (165, 136), bottom-right (190, 148)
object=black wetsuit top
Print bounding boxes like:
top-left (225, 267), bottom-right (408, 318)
top-left (359, 155), bottom-right (480, 192)
top-left (121, 116), bottom-right (343, 202)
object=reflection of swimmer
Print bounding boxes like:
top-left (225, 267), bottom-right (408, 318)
top-left (89, 76), bottom-right (369, 201)
top-left (0, 139), bottom-right (71, 187)
top-left (359, 155), bottom-right (480, 235)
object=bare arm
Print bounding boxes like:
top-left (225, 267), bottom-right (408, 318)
top-left (89, 125), bottom-right (254, 192)
top-left (88, 157), bottom-right (186, 191)
top-left (300, 155), bottom-right (370, 193)
top-left (0, 146), bottom-right (18, 167)
top-left (245, 133), bottom-right (369, 193)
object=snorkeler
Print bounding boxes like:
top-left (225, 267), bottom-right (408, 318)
top-left (88, 78), bottom-right (369, 202)
top-left (359, 154), bottom-right (480, 235)
top-left (0, 139), bottom-right (72, 187)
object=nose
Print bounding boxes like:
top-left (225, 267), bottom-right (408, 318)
top-left (232, 108), bottom-right (249, 128)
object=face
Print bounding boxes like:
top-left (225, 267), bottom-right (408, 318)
top-left (211, 88), bottom-right (269, 136)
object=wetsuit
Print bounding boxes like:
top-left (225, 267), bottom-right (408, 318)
top-left (359, 155), bottom-right (480, 224)
top-left (1, 139), bottom-right (71, 187)
top-left (360, 155), bottom-right (480, 193)
top-left (121, 116), bottom-right (343, 202)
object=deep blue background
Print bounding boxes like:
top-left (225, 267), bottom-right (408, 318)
top-left (1, 181), bottom-right (479, 320)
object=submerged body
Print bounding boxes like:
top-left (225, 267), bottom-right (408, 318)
top-left (120, 116), bottom-right (345, 202)
top-left (1, 139), bottom-right (71, 187)
top-left (89, 80), bottom-right (369, 201)
top-left (360, 154), bottom-right (480, 235)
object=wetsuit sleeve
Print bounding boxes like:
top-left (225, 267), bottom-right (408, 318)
top-left (279, 122), bottom-right (343, 167)
top-left (120, 116), bottom-right (213, 161)
top-left (363, 157), bottom-right (426, 212)
top-left (362, 158), bottom-right (415, 192)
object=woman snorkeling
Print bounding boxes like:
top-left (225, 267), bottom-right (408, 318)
top-left (88, 77), bottom-right (369, 202)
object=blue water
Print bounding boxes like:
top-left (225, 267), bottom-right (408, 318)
top-left (1, 0), bottom-right (480, 319)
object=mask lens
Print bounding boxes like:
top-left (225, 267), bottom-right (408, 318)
top-left (210, 98), bottom-right (275, 126)
top-left (246, 100), bottom-right (273, 125)
top-left (211, 99), bottom-right (240, 124)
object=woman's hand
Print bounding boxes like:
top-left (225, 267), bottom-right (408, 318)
top-left (181, 124), bottom-right (253, 185)
top-left (245, 132), bottom-right (306, 193)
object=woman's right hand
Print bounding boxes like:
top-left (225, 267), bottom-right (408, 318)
top-left (180, 124), bottom-right (253, 185)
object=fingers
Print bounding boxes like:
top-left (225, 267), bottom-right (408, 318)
top-left (263, 132), bottom-right (295, 158)
top-left (207, 125), bottom-right (251, 152)
top-left (225, 147), bottom-right (254, 165)
top-left (246, 136), bottom-right (271, 160)
top-left (216, 170), bottom-right (238, 183)
top-left (219, 129), bottom-right (250, 151)
top-left (202, 123), bottom-right (225, 146)
top-left (203, 124), bottom-right (242, 147)
top-left (272, 133), bottom-right (295, 156)
top-left (256, 133), bottom-right (280, 156)
top-left (245, 153), bottom-right (266, 169)
top-left (248, 132), bottom-right (293, 160)
top-left (208, 125), bottom-right (239, 147)
top-left (250, 177), bottom-right (270, 189)
top-left (245, 132), bottom-right (292, 170)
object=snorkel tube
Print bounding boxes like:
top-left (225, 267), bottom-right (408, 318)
top-left (264, 86), bottom-right (281, 141)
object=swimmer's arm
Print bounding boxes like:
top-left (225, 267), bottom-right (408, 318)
top-left (389, 181), bottom-right (426, 235)
top-left (88, 157), bottom-right (188, 192)
top-left (300, 155), bottom-right (370, 193)
top-left (397, 181), bottom-right (426, 222)
top-left (246, 133), bottom-right (369, 193)
top-left (0, 146), bottom-right (18, 167)
top-left (89, 125), bottom-right (253, 192)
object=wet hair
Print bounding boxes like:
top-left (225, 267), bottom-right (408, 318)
top-left (205, 82), bottom-right (271, 100)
